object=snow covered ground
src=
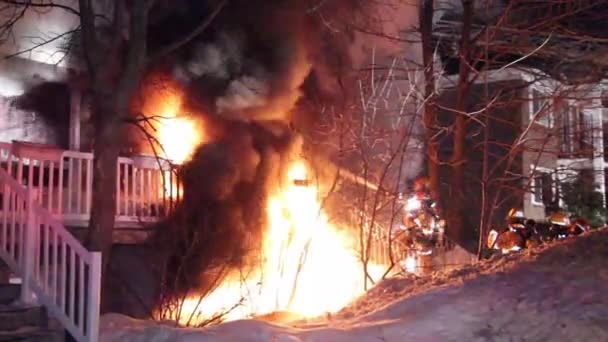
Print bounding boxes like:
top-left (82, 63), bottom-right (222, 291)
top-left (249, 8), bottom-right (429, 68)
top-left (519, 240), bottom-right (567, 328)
top-left (100, 229), bottom-right (608, 341)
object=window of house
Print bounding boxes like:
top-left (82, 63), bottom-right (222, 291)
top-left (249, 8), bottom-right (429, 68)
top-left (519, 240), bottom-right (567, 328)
top-left (579, 111), bottom-right (594, 155)
top-left (531, 168), bottom-right (554, 206)
top-left (605, 169), bottom-right (608, 210)
top-left (580, 169), bottom-right (596, 192)
top-left (561, 105), bottom-right (573, 155)
top-left (561, 106), bottom-right (595, 158)
top-left (603, 122), bottom-right (608, 161)
top-left (531, 88), bottom-right (553, 127)
top-left (555, 169), bottom-right (576, 208)
top-left (573, 110), bottom-right (593, 158)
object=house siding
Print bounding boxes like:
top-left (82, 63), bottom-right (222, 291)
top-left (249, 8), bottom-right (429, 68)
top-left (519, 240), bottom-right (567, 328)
top-left (521, 84), bottom-right (560, 220)
top-left (438, 68), bottom-right (607, 231)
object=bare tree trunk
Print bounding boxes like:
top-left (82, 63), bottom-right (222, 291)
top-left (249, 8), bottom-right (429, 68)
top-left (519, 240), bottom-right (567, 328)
top-left (419, 0), bottom-right (441, 206)
top-left (88, 99), bottom-right (145, 311)
top-left (86, 96), bottom-right (123, 311)
top-left (478, 6), bottom-right (491, 259)
top-left (87, 103), bottom-right (121, 256)
top-left (82, 0), bottom-right (148, 311)
top-left (447, 0), bottom-right (474, 248)
top-left (478, 105), bottom-right (490, 258)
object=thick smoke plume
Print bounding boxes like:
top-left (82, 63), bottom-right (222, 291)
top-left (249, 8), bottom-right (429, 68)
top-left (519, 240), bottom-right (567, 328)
top-left (146, 0), bottom-right (422, 297)
top-left (173, 31), bottom-right (311, 123)
top-left (146, 1), bottom-right (325, 296)
top-left (170, 4), bottom-right (319, 124)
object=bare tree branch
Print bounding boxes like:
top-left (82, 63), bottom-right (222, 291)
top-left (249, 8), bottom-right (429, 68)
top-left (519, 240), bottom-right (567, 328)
top-left (0, 0), bottom-right (79, 16)
top-left (147, 0), bottom-right (228, 64)
top-left (2, 27), bottom-right (78, 60)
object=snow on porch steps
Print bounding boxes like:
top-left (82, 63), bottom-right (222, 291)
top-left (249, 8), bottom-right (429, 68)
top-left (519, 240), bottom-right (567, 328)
top-left (99, 228), bottom-right (608, 342)
top-left (0, 281), bottom-right (64, 342)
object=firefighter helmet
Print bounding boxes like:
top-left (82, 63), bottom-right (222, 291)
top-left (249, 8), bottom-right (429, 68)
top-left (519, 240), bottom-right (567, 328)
top-left (496, 230), bottom-right (525, 254)
top-left (413, 177), bottom-right (431, 192)
top-left (507, 208), bottom-right (525, 227)
top-left (549, 211), bottom-right (570, 226)
top-left (487, 229), bottom-right (499, 249)
top-left (415, 191), bottom-right (429, 200)
top-left (507, 208), bottom-right (524, 219)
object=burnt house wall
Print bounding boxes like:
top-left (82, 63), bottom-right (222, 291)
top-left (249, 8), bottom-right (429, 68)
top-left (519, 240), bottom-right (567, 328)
top-left (0, 96), bottom-right (61, 145)
top-left (436, 80), bottom-right (536, 248)
top-left (0, 57), bottom-right (72, 148)
top-left (12, 81), bottom-right (71, 148)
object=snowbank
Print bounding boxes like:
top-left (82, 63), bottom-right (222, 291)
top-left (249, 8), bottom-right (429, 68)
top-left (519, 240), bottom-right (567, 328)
top-left (101, 229), bottom-right (608, 341)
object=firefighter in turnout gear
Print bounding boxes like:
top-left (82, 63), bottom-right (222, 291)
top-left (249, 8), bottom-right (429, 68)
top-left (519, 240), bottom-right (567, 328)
top-left (542, 210), bottom-right (571, 240)
top-left (547, 210), bottom-right (590, 239)
top-left (403, 177), bottom-right (435, 229)
top-left (413, 177), bottom-right (431, 193)
top-left (397, 177), bottom-right (445, 255)
top-left (487, 208), bottom-right (530, 254)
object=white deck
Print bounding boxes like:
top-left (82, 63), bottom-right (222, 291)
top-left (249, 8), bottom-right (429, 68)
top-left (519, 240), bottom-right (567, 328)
top-left (0, 141), bottom-right (181, 234)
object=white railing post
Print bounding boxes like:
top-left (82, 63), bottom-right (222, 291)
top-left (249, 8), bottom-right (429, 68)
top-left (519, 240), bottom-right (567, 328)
top-left (87, 252), bottom-right (101, 342)
top-left (21, 188), bottom-right (36, 304)
top-left (1, 160), bottom-right (102, 342)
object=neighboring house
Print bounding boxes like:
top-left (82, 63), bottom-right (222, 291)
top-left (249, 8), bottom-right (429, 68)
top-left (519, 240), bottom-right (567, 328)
top-left (433, 1), bottom-right (608, 85)
top-left (431, 1), bottom-right (608, 229)
top-left (437, 67), bottom-right (606, 230)
top-left (523, 75), bottom-right (605, 218)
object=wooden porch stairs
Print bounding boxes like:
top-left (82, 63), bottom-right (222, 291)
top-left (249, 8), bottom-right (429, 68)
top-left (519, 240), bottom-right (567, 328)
top-left (0, 264), bottom-right (63, 342)
top-left (0, 145), bottom-right (102, 342)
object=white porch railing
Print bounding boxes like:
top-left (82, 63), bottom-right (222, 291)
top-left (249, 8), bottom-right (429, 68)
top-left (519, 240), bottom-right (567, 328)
top-left (0, 164), bottom-right (101, 342)
top-left (0, 141), bottom-right (181, 226)
top-left (361, 221), bottom-right (409, 266)
top-left (116, 155), bottom-right (181, 224)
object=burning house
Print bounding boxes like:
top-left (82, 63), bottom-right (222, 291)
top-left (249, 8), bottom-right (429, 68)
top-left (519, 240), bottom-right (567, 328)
top-left (8, 0), bottom-right (607, 338)
top-left (0, 0), bottom-right (437, 336)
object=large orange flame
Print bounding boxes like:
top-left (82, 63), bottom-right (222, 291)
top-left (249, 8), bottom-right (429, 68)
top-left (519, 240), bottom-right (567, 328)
top-left (140, 80), bottom-right (204, 199)
top-left (139, 77), bottom-right (203, 165)
top-left (171, 160), bottom-right (383, 324)
top-left (143, 79), bottom-right (385, 325)
top-left (152, 92), bottom-right (201, 165)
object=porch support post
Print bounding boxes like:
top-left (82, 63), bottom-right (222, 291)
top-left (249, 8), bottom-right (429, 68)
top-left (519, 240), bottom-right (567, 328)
top-left (69, 89), bottom-right (81, 151)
